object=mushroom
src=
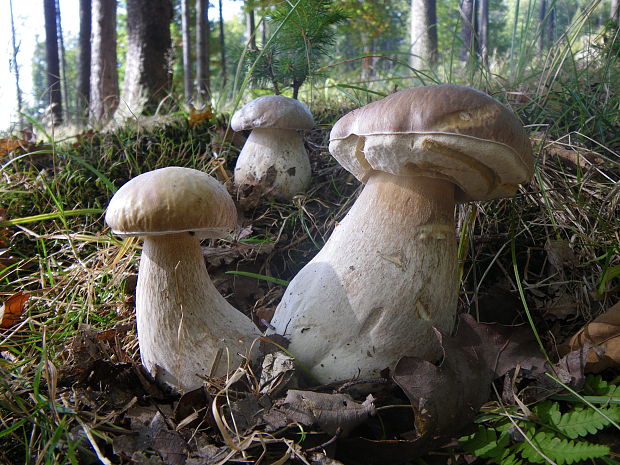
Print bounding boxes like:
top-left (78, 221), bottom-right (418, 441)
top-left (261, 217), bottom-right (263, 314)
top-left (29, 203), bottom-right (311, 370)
top-left (270, 85), bottom-right (534, 383)
top-left (105, 167), bottom-right (260, 392)
top-left (232, 95), bottom-right (314, 201)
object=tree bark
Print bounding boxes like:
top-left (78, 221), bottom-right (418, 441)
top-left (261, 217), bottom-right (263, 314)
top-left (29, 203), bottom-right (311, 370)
top-left (218, 0), bottom-right (226, 85)
top-left (56, 0), bottom-right (70, 122)
top-left (547, 4), bottom-right (555, 47)
top-left (196, 0), bottom-right (210, 102)
top-left (478, 0), bottom-right (488, 66)
top-left (611, 0), bottom-right (619, 21)
top-left (459, 0), bottom-right (475, 62)
top-left (538, 0), bottom-right (547, 52)
top-left (261, 14), bottom-right (267, 46)
top-left (76, 0), bottom-right (91, 122)
top-left (120, 0), bottom-right (173, 116)
top-left (9, 0), bottom-right (23, 129)
top-left (361, 36), bottom-right (374, 81)
top-left (44, 0), bottom-right (62, 124)
top-left (409, 0), bottom-right (438, 69)
top-left (246, 5), bottom-right (256, 50)
top-left (181, 0), bottom-right (192, 103)
top-left (90, 0), bottom-right (118, 123)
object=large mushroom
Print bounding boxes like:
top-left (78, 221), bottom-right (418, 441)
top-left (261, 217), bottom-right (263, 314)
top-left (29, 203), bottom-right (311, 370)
top-left (270, 85), bottom-right (534, 383)
top-left (232, 95), bottom-right (314, 201)
top-left (105, 167), bottom-right (260, 392)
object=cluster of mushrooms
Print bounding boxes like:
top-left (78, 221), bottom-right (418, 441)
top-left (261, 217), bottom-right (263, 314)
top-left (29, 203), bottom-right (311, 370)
top-left (105, 85), bottom-right (534, 393)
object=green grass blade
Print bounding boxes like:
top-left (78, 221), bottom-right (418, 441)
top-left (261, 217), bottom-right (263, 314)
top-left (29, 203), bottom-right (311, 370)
top-left (0, 208), bottom-right (104, 227)
top-left (225, 271), bottom-right (289, 286)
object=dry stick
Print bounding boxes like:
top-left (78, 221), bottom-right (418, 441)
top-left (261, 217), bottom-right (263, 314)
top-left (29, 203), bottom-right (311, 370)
top-left (305, 427), bottom-right (342, 453)
top-left (9, 0), bottom-right (23, 129)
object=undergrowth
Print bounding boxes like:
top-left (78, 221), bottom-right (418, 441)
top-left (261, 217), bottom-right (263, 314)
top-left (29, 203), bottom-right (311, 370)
top-left (0, 6), bottom-right (619, 463)
top-left (460, 375), bottom-right (620, 464)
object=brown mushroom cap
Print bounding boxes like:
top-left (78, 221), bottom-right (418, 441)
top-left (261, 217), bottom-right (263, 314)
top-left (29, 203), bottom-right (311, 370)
top-left (105, 167), bottom-right (236, 238)
top-left (329, 85), bottom-right (534, 202)
top-left (231, 95), bottom-right (314, 131)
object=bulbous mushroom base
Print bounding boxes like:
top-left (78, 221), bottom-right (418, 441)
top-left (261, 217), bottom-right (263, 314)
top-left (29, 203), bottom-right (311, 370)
top-left (136, 233), bottom-right (260, 392)
top-left (270, 173), bottom-right (458, 383)
top-left (234, 128), bottom-right (311, 202)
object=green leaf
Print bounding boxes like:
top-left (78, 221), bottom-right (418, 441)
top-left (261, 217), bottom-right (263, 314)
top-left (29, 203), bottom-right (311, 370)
top-left (533, 400), bottom-right (561, 425)
top-left (517, 431), bottom-right (610, 464)
top-left (556, 405), bottom-right (620, 439)
top-left (459, 426), bottom-right (510, 459)
top-left (584, 375), bottom-right (620, 397)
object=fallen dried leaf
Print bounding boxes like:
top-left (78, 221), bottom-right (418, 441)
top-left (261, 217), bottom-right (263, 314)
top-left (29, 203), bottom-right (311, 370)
top-left (0, 291), bottom-right (30, 328)
top-left (0, 137), bottom-right (31, 157)
top-left (393, 315), bottom-right (548, 441)
top-left (259, 351), bottom-right (298, 396)
top-left (393, 329), bottom-right (492, 440)
top-left (188, 106), bottom-right (213, 127)
top-left (560, 301), bottom-right (620, 372)
top-left (113, 408), bottom-right (186, 465)
top-left (262, 390), bottom-right (376, 436)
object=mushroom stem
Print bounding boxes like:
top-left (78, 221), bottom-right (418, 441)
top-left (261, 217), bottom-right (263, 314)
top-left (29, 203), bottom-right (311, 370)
top-left (234, 128), bottom-right (311, 199)
top-left (136, 232), bottom-right (260, 391)
top-left (270, 172), bottom-right (458, 383)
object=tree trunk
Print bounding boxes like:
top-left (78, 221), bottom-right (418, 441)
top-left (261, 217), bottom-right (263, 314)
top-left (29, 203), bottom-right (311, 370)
top-left (547, 4), bottom-right (555, 47)
top-left (9, 0), bottom-right (23, 129)
top-left (261, 15), bottom-right (267, 46)
top-left (90, 0), bottom-right (118, 123)
top-left (478, 0), bottom-right (488, 66)
top-left (76, 0), bottom-right (91, 123)
top-left (611, 0), bottom-right (619, 21)
top-left (409, 0), bottom-right (438, 69)
top-left (218, 0), bottom-right (226, 85)
top-left (361, 36), bottom-right (374, 81)
top-left (538, 0), bottom-right (547, 52)
top-left (120, 0), bottom-right (172, 116)
top-left (196, 0), bottom-right (210, 102)
top-left (459, 0), bottom-right (475, 62)
top-left (56, 0), bottom-right (70, 122)
top-left (246, 5), bottom-right (256, 50)
top-left (181, 0), bottom-right (192, 103)
top-left (44, 0), bottom-right (62, 124)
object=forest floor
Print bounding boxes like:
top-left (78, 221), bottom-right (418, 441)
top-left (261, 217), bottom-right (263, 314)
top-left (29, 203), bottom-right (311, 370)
top-left (0, 83), bottom-right (619, 464)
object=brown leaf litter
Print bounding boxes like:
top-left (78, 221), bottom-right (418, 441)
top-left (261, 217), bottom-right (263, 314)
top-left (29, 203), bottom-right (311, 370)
top-left (560, 300), bottom-right (620, 373)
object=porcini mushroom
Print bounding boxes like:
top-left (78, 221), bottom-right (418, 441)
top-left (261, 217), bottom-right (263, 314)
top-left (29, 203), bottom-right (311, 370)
top-left (105, 167), bottom-right (260, 392)
top-left (270, 85), bottom-right (533, 383)
top-left (232, 95), bottom-right (314, 201)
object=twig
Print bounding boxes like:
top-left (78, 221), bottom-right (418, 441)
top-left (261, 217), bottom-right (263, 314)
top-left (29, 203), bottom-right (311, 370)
top-left (305, 427), bottom-right (342, 453)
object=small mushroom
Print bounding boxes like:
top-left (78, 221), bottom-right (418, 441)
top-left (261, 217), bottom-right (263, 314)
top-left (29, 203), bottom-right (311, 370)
top-left (105, 167), bottom-right (260, 392)
top-left (270, 85), bottom-right (534, 383)
top-left (232, 95), bottom-right (314, 201)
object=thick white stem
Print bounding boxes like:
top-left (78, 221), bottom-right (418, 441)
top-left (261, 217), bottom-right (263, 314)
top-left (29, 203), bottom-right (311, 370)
top-left (234, 128), bottom-right (311, 200)
top-left (271, 172), bottom-right (458, 383)
top-left (136, 232), bottom-right (260, 392)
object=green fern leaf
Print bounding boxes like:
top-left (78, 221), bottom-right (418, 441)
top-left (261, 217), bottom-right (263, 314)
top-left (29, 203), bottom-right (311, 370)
top-left (517, 431), bottom-right (610, 464)
top-left (557, 405), bottom-right (620, 438)
top-left (533, 400), bottom-right (561, 425)
top-left (498, 451), bottom-right (523, 465)
top-left (584, 375), bottom-right (620, 397)
top-left (460, 425), bottom-right (510, 459)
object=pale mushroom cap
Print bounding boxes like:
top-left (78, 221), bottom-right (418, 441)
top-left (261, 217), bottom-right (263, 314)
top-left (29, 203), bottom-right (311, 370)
top-left (231, 95), bottom-right (314, 131)
top-left (329, 85), bottom-right (534, 202)
top-left (106, 167), bottom-right (236, 238)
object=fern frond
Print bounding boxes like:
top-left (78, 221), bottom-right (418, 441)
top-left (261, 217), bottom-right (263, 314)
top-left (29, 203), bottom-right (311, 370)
top-left (516, 431), bottom-right (610, 464)
top-left (585, 375), bottom-right (620, 398)
top-left (556, 405), bottom-right (620, 438)
top-left (460, 425), bottom-right (510, 459)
